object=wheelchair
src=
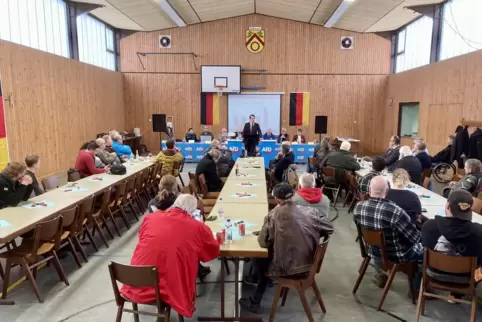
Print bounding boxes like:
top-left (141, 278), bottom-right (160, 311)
top-left (432, 162), bottom-right (457, 184)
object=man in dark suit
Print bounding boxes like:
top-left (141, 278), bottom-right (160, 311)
top-left (195, 149), bottom-right (223, 192)
top-left (242, 114), bottom-right (262, 157)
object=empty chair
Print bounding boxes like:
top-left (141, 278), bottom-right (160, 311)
top-left (41, 175), bottom-right (59, 191)
top-left (107, 181), bottom-right (129, 235)
top-left (90, 189), bottom-right (114, 248)
top-left (77, 195), bottom-right (100, 252)
top-left (321, 167), bottom-right (341, 206)
top-left (109, 261), bottom-right (184, 322)
top-left (58, 206), bottom-right (84, 268)
top-left (172, 161), bottom-right (185, 187)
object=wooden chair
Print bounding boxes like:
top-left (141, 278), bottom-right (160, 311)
top-left (321, 167), bottom-right (341, 206)
top-left (416, 249), bottom-right (478, 322)
top-left (0, 216), bottom-right (69, 303)
top-left (90, 189), bottom-right (114, 248)
top-left (189, 179), bottom-right (216, 207)
top-left (352, 225), bottom-right (417, 310)
top-left (198, 173), bottom-right (220, 199)
top-left (77, 195), bottom-right (101, 252)
top-left (269, 238), bottom-right (330, 322)
top-left (471, 197), bottom-right (482, 215)
top-left (41, 175), bottom-right (59, 191)
top-left (107, 182), bottom-right (129, 235)
top-left (58, 206), bottom-right (84, 268)
top-left (136, 169), bottom-right (151, 209)
top-left (172, 160), bottom-right (185, 187)
top-left (145, 164), bottom-right (159, 199)
top-left (68, 170), bottom-right (81, 182)
top-left (421, 168), bottom-right (433, 186)
top-left (422, 177), bottom-right (432, 190)
top-left (121, 176), bottom-right (140, 223)
top-left (108, 261), bottom-right (185, 322)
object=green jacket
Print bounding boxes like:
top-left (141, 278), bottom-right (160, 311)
top-left (321, 150), bottom-right (360, 183)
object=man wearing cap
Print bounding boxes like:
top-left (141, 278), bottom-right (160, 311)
top-left (422, 189), bottom-right (482, 283)
top-left (239, 183), bottom-right (334, 313)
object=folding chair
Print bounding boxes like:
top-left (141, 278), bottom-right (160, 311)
top-left (41, 175), bottom-right (59, 191)
top-left (90, 189), bottom-right (114, 248)
top-left (172, 161), bottom-right (185, 187)
top-left (321, 167), bottom-right (341, 206)
top-left (58, 206), bottom-right (84, 268)
top-left (107, 181), bottom-right (130, 235)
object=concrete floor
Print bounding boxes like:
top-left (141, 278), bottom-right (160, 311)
top-left (1, 164), bottom-right (481, 322)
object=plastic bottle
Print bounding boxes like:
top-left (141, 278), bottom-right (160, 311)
top-left (217, 198), bottom-right (224, 218)
top-left (235, 164), bottom-right (239, 176)
top-left (136, 150), bottom-right (140, 159)
top-left (225, 219), bottom-right (233, 244)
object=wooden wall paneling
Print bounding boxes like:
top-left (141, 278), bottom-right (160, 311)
top-left (0, 41), bottom-right (125, 177)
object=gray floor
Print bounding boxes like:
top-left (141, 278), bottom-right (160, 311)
top-left (1, 164), bottom-right (481, 322)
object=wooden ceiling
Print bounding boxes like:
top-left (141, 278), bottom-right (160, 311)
top-left (83, 0), bottom-right (445, 32)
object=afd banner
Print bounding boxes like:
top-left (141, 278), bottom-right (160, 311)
top-left (161, 141), bottom-right (315, 167)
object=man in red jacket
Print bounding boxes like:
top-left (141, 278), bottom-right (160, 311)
top-left (75, 141), bottom-right (110, 177)
top-left (121, 194), bottom-right (220, 318)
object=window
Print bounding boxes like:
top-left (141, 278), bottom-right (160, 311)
top-left (77, 14), bottom-right (116, 71)
top-left (398, 103), bottom-right (420, 138)
top-left (395, 16), bottom-right (433, 73)
top-left (440, 0), bottom-right (482, 60)
top-left (0, 0), bottom-right (69, 58)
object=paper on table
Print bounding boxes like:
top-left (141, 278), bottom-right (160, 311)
top-left (62, 187), bottom-right (89, 193)
top-left (21, 201), bottom-right (56, 209)
top-left (229, 193), bottom-right (258, 199)
top-left (0, 220), bottom-right (9, 227)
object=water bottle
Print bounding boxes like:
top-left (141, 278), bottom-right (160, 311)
top-left (217, 198), bottom-right (224, 218)
top-left (235, 164), bottom-right (239, 176)
top-left (136, 150), bottom-right (140, 159)
top-left (225, 219), bottom-right (233, 244)
top-left (130, 152), bottom-right (134, 160)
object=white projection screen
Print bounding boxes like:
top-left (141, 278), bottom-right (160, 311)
top-left (228, 94), bottom-right (282, 135)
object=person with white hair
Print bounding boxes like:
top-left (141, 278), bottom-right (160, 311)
top-left (195, 148), bottom-right (223, 192)
top-left (219, 128), bottom-right (229, 144)
top-left (292, 173), bottom-right (330, 219)
top-left (112, 134), bottom-right (133, 159)
top-left (353, 176), bottom-right (422, 288)
top-left (320, 140), bottom-right (360, 183)
top-left (443, 158), bottom-right (482, 198)
top-left (412, 140), bottom-right (432, 170)
top-left (121, 194), bottom-right (220, 319)
top-left (388, 145), bottom-right (423, 185)
top-left (207, 139), bottom-right (234, 177)
top-left (95, 137), bottom-right (117, 165)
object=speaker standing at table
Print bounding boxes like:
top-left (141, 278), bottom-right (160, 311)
top-left (242, 114), bottom-right (262, 157)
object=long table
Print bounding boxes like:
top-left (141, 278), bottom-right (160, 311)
top-left (200, 157), bottom-right (268, 321)
top-left (161, 141), bottom-right (317, 167)
top-left (0, 160), bottom-right (154, 244)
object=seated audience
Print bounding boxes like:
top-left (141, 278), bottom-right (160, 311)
top-left (263, 129), bottom-right (276, 140)
top-left (443, 158), bottom-right (482, 198)
top-left (154, 140), bottom-right (184, 177)
top-left (293, 173), bottom-right (330, 219)
top-left (357, 156), bottom-right (386, 194)
top-left (413, 141), bottom-right (432, 170)
top-left (365, 136), bottom-right (401, 168)
top-left (277, 128), bottom-right (290, 143)
top-left (389, 145), bottom-right (422, 185)
top-left (112, 135), bottom-right (133, 159)
top-left (207, 140), bottom-right (234, 177)
top-left (320, 141), bottom-right (360, 183)
top-left (422, 189), bottom-right (482, 282)
top-left (121, 194), bottom-right (220, 318)
top-left (25, 155), bottom-right (44, 197)
top-left (292, 128), bottom-right (306, 143)
top-left (185, 128), bottom-right (197, 142)
top-left (239, 183), bottom-right (334, 313)
top-left (413, 138), bottom-right (429, 154)
top-left (200, 126), bottom-right (214, 141)
top-left (75, 142), bottom-right (110, 177)
top-left (432, 135), bottom-right (454, 163)
top-left (196, 149), bottom-right (223, 192)
top-left (386, 169), bottom-right (422, 224)
top-left (353, 176), bottom-right (422, 287)
top-left (272, 143), bottom-right (294, 183)
top-left (219, 128), bottom-right (229, 144)
top-left (0, 162), bottom-right (32, 209)
top-left (96, 138), bottom-right (117, 165)
top-left (103, 134), bottom-right (115, 154)
top-left (109, 130), bottom-right (120, 141)
top-left (148, 175), bottom-right (179, 213)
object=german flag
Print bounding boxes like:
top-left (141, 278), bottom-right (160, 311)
top-left (0, 75), bottom-right (9, 171)
top-left (200, 92), bottom-right (220, 125)
top-left (289, 92), bottom-right (310, 126)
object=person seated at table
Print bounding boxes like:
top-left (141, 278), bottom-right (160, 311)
top-left (239, 183), bottom-right (334, 313)
top-left (103, 134), bottom-right (116, 154)
top-left (443, 159), bottom-right (482, 198)
top-left (185, 128), bottom-right (197, 142)
top-left (207, 140), bottom-right (233, 178)
top-left (148, 175), bottom-right (179, 213)
top-left (413, 138), bottom-right (429, 155)
top-left (310, 140), bottom-right (331, 173)
top-left (109, 129), bottom-right (120, 141)
top-left (388, 146), bottom-right (423, 185)
top-left (196, 149), bottom-right (223, 192)
top-left (320, 141), bottom-right (360, 183)
top-left (75, 142), bottom-right (110, 178)
top-left (431, 135), bottom-right (454, 163)
top-left (293, 173), bottom-right (330, 219)
top-left (386, 169), bottom-right (422, 225)
top-left (262, 129), bottom-right (276, 140)
top-left (353, 176), bottom-right (423, 288)
top-left (413, 141), bottom-right (432, 171)
top-left (0, 162), bottom-right (32, 209)
top-left (24, 154), bottom-right (44, 197)
top-left (121, 194), bottom-right (220, 319)
top-left (112, 134), bottom-right (133, 159)
top-left (200, 125), bottom-right (214, 141)
top-left (154, 139), bottom-right (184, 177)
top-left (422, 189), bottom-right (482, 284)
top-left (219, 128), bottom-right (229, 144)
top-left (95, 138), bottom-right (118, 165)
top-left (292, 128), bottom-right (306, 144)
top-left (277, 128), bottom-right (289, 143)
top-left (357, 156), bottom-right (386, 194)
top-left (364, 136), bottom-right (401, 168)
top-left (272, 143), bottom-right (294, 183)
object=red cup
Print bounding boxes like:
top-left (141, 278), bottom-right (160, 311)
top-left (216, 232), bottom-right (225, 245)
top-left (238, 223), bottom-right (246, 236)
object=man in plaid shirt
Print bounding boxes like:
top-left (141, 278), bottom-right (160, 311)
top-left (354, 176), bottom-right (423, 287)
top-left (357, 157), bottom-right (386, 194)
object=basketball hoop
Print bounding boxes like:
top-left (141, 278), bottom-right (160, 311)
top-left (216, 86), bottom-right (225, 96)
